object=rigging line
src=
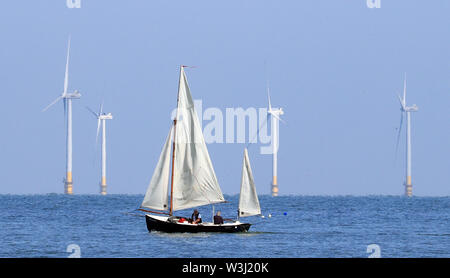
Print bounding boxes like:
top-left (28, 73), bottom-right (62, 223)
top-left (123, 212), bottom-right (145, 218)
top-left (137, 208), bottom-right (170, 215)
top-left (123, 210), bottom-right (146, 217)
top-left (181, 65), bottom-right (197, 69)
top-left (247, 218), bottom-right (265, 225)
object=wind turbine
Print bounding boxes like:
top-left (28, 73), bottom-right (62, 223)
top-left (396, 74), bottom-right (418, 197)
top-left (43, 36), bottom-right (81, 195)
top-left (267, 87), bottom-right (285, 197)
top-left (87, 103), bottom-right (113, 195)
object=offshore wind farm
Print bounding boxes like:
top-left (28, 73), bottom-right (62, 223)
top-left (395, 75), bottom-right (419, 197)
top-left (267, 88), bottom-right (285, 197)
top-left (4, 2), bottom-right (449, 197)
top-left (42, 37), bottom-right (80, 195)
top-left (86, 103), bottom-right (113, 195)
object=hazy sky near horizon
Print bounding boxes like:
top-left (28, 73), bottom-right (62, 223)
top-left (1, 1), bottom-right (450, 196)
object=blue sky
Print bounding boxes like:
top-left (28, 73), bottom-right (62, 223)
top-left (0, 1), bottom-right (449, 196)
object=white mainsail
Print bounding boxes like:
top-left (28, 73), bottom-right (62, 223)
top-left (171, 67), bottom-right (225, 211)
top-left (141, 125), bottom-right (173, 211)
top-left (238, 148), bottom-right (261, 217)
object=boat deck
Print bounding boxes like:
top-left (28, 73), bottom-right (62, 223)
top-left (148, 214), bottom-right (242, 226)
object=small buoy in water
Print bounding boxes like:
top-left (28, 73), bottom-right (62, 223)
top-left (261, 215), bottom-right (265, 218)
top-left (283, 212), bottom-right (287, 216)
top-left (268, 214), bottom-right (272, 218)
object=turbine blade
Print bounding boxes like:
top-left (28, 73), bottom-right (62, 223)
top-left (397, 93), bottom-right (406, 110)
top-left (63, 36), bottom-right (71, 96)
top-left (96, 118), bottom-right (101, 144)
top-left (267, 88), bottom-right (272, 111)
top-left (86, 106), bottom-right (99, 118)
top-left (270, 112), bottom-right (286, 125)
top-left (395, 111), bottom-right (404, 162)
top-left (64, 98), bottom-right (68, 129)
top-left (42, 95), bottom-right (63, 112)
top-left (100, 100), bottom-right (104, 115)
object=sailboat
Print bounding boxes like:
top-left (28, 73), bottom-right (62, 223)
top-left (238, 148), bottom-right (261, 219)
top-left (139, 66), bottom-right (261, 233)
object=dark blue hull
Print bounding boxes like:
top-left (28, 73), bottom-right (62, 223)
top-left (145, 215), bottom-right (251, 233)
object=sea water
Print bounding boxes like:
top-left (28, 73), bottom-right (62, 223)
top-left (0, 195), bottom-right (449, 258)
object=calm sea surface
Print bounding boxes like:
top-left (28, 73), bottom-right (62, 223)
top-left (0, 195), bottom-right (449, 258)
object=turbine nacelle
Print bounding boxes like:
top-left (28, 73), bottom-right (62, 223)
top-left (63, 90), bottom-right (81, 99)
top-left (397, 74), bottom-right (418, 113)
top-left (399, 102), bottom-right (418, 113)
top-left (86, 104), bottom-right (112, 144)
top-left (99, 113), bottom-right (113, 120)
top-left (86, 105), bottom-right (113, 120)
top-left (405, 104), bottom-right (418, 112)
top-left (268, 107), bottom-right (284, 115)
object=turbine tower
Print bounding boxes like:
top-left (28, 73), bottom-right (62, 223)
top-left (267, 89), bottom-right (285, 197)
top-left (43, 36), bottom-right (81, 194)
top-left (87, 104), bottom-right (113, 195)
top-left (396, 75), bottom-right (418, 197)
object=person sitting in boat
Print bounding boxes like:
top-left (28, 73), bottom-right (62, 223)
top-left (191, 209), bottom-right (202, 224)
top-left (213, 211), bottom-right (224, 225)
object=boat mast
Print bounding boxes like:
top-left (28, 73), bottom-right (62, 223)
top-left (169, 66), bottom-right (183, 216)
top-left (169, 119), bottom-right (177, 216)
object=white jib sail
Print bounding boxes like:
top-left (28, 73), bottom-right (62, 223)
top-left (141, 125), bottom-right (173, 211)
top-left (238, 148), bottom-right (261, 217)
top-left (172, 67), bottom-right (225, 211)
